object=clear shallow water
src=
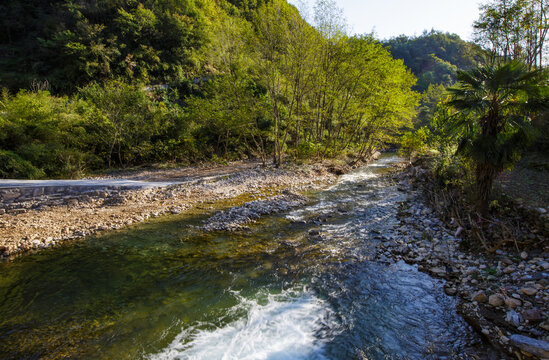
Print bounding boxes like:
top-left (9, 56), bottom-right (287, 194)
top-left (0, 156), bottom-right (485, 360)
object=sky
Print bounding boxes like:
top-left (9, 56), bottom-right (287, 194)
top-left (288, 0), bottom-right (484, 41)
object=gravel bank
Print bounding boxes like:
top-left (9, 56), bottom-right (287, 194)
top-left (0, 163), bottom-right (337, 260)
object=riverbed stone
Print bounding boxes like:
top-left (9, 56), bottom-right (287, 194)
top-left (505, 298), bottom-right (522, 309)
top-left (444, 287), bottom-right (457, 296)
top-left (472, 290), bottom-right (488, 303)
top-left (488, 294), bottom-right (505, 307)
top-left (522, 308), bottom-right (542, 322)
top-left (509, 334), bottom-right (549, 358)
top-left (506, 310), bottom-right (523, 327)
top-left (520, 287), bottom-right (538, 296)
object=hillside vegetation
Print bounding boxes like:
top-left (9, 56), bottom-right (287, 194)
top-left (0, 0), bottom-right (417, 178)
top-left (384, 31), bottom-right (481, 92)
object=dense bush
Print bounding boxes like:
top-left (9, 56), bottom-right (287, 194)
top-left (0, 90), bottom-right (103, 178)
top-left (0, 82), bottom-right (199, 178)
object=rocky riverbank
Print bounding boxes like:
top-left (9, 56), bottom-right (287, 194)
top-left (0, 163), bottom-right (338, 260)
top-left (379, 164), bottom-right (549, 359)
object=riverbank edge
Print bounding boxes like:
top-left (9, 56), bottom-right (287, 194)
top-left (0, 159), bottom-right (370, 261)
top-left (385, 161), bottom-right (549, 359)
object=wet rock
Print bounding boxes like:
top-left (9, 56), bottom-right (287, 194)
top-left (509, 334), bottom-right (549, 358)
top-left (472, 290), bottom-right (488, 303)
top-left (308, 229), bottom-right (320, 236)
top-left (488, 294), bottom-right (505, 307)
top-left (503, 265), bottom-right (516, 274)
top-left (444, 287), bottom-right (457, 296)
top-left (202, 192), bottom-right (308, 232)
top-left (431, 267), bottom-right (447, 277)
top-left (465, 267), bottom-right (478, 276)
top-left (326, 164), bottom-right (348, 175)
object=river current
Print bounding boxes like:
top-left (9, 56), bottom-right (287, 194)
top-left (0, 156), bottom-right (486, 359)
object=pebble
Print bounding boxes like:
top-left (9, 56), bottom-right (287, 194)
top-left (505, 298), bottom-right (522, 309)
top-left (522, 308), bottom-right (542, 322)
top-left (202, 192), bottom-right (308, 232)
top-left (472, 290), bottom-right (488, 303)
top-left (520, 287), bottom-right (538, 296)
top-left (444, 287), bottom-right (457, 296)
top-left (505, 310), bottom-right (523, 327)
top-left (488, 294), bottom-right (505, 307)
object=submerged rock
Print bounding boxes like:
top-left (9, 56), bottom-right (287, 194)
top-left (202, 192), bottom-right (308, 232)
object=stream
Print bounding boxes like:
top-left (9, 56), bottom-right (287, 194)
top-left (0, 156), bottom-right (487, 359)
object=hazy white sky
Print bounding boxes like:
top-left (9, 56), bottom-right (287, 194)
top-left (288, 0), bottom-right (483, 41)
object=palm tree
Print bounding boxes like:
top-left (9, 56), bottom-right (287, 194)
top-left (447, 61), bottom-right (548, 216)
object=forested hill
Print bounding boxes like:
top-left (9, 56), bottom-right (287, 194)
top-left (0, 0), bottom-right (269, 92)
top-left (0, 0), bottom-right (418, 179)
top-left (384, 31), bottom-right (481, 92)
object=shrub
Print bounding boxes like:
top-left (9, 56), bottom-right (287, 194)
top-left (0, 150), bottom-right (45, 179)
top-left (399, 127), bottom-right (430, 158)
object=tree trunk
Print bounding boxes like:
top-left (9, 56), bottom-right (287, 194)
top-left (475, 163), bottom-right (497, 218)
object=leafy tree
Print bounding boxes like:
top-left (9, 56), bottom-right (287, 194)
top-left (416, 83), bottom-right (447, 127)
top-left (447, 61), bottom-right (549, 216)
top-left (474, 0), bottom-right (548, 67)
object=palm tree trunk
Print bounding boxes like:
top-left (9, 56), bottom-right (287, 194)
top-left (475, 163), bottom-right (497, 218)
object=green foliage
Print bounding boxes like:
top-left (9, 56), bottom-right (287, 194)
top-left (447, 61), bottom-right (549, 214)
top-left (415, 83), bottom-right (447, 127)
top-left (384, 30), bottom-right (481, 92)
top-left (0, 150), bottom-right (45, 179)
top-left (474, 0), bottom-right (548, 67)
top-left (399, 127), bottom-right (430, 157)
top-left (78, 80), bottom-right (191, 167)
top-left (0, 0), bottom-right (211, 92)
top-left (0, 0), bottom-right (420, 177)
top-left (0, 90), bottom-right (103, 178)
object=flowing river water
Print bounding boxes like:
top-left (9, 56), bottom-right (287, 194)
top-left (0, 156), bottom-right (488, 359)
